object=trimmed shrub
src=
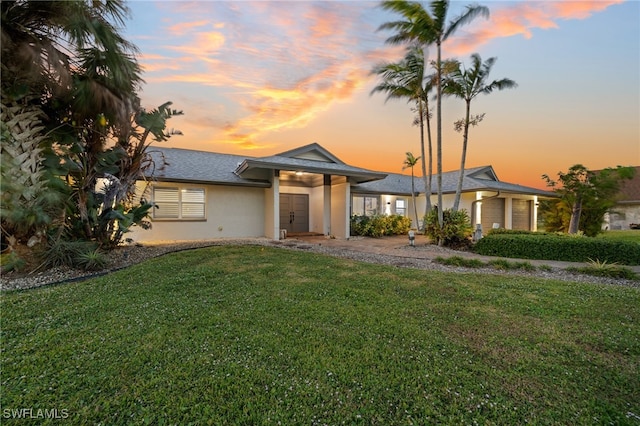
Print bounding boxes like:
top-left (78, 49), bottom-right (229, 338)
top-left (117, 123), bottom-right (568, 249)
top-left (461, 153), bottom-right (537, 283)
top-left (350, 214), bottom-right (412, 238)
top-left (474, 233), bottom-right (640, 265)
top-left (424, 209), bottom-right (473, 248)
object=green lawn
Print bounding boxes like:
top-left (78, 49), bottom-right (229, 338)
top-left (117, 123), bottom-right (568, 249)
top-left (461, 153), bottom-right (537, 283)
top-left (3, 246), bottom-right (639, 424)
top-left (597, 229), bottom-right (640, 243)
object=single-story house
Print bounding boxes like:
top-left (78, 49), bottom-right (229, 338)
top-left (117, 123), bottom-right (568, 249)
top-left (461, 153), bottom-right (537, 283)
top-left (603, 166), bottom-right (640, 230)
top-left (129, 143), bottom-right (553, 242)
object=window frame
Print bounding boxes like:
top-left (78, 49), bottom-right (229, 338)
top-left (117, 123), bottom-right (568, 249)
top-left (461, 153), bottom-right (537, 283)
top-left (351, 195), bottom-right (380, 217)
top-left (395, 198), bottom-right (407, 216)
top-left (152, 186), bottom-right (206, 221)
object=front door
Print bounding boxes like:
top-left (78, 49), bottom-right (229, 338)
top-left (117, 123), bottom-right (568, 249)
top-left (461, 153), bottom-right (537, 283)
top-left (280, 193), bottom-right (309, 234)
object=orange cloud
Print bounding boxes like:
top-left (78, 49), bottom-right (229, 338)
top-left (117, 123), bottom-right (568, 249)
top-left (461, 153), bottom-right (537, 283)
top-left (446, 0), bottom-right (623, 56)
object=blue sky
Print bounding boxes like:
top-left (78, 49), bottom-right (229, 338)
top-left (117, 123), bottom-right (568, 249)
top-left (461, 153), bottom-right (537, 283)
top-left (124, 0), bottom-right (639, 188)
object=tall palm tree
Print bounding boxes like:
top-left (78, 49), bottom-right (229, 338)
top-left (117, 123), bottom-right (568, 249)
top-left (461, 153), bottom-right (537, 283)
top-left (371, 45), bottom-right (434, 218)
top-left (379, 0), bottom-right (489, 233)
top-left (444, 54), bottom-right (517, 211)
top-left (402, 151), bottom-right (421, 229)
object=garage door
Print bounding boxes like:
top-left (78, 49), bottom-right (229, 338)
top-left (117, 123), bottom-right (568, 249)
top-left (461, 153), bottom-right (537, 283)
top-left (512, 199), bottom-right (531, 230)
top-left (481, 198), bottom-right (505, 231)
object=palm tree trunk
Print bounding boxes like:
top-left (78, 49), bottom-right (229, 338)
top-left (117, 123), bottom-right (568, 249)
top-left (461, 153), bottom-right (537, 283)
top-left (568, 196), bottom-right (582, 234)
top-left (453, 100), bottom-right (471, 211)
top-left (423, 98), bottom-right (433, 216)
top-left (411, 168), bottom-right (419, 229)
top-left (436, 40), bottom-right (444, 244)
top-left (418, 102), bottom-right (429, 230)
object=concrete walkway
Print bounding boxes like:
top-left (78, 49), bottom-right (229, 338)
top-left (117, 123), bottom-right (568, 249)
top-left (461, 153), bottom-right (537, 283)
top-left (292, 234), bottom-right (640, 274)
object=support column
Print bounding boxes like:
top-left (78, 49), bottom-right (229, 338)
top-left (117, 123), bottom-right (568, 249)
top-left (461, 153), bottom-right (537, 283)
top-left (532, 196), bottom-right (538, 232)
top-left (323, 174), bottom-right (331, 236)
top-left (504, 197), bottom-right (513, 230)
top-left (474, 191), bottom-right (483, 227)
top-left (265, 170), bottom-right (280, 240)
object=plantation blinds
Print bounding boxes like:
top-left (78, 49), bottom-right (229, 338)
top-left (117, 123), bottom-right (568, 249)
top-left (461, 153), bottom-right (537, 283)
top-left (153, 187), bottom-right (205, 219)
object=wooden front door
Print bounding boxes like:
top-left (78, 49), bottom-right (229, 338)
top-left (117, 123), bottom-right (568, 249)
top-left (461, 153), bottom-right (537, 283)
top-left (280, 194), bottom-right (309, 234)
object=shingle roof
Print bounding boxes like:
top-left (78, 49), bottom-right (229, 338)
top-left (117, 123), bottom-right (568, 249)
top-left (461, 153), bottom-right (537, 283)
top-left (615, 166), bottom-right (640, 203)
top-left (144, 147), bottom-right (269, 187)
top-left (145, 145), bottom-right (386, 186)
top-left (354, 165), bottom-right (554, 197)
top-left (143, 146), bottom-right (553, 197)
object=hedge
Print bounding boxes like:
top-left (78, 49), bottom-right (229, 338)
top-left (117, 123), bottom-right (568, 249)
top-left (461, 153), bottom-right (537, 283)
top-left (350, 214), bottom-right (412, 238)
top-left (474, 233), bottom-right (640, 265)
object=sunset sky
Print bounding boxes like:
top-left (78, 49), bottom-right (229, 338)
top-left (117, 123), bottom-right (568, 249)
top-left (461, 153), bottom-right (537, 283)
top-left (124, 0), bottom-right (639, 189)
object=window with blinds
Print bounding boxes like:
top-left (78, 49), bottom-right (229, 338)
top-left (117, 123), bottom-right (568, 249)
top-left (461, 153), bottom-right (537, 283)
top-left (352, 196), bottom-right (379, 216)
top-left (153, 187), bottom-right (205, 219)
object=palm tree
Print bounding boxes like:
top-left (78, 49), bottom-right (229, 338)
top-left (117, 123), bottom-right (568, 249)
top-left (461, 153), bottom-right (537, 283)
top-left (379, 0), bottom-right (489, 234)
top-left (371, 45), bottom-right (434, 218)
top-left (444, 54), bottom-right (517, 211)
top-left (1, 0), bottom-right (146, 247)
top-left (402, 152), bottom-right (421, 229)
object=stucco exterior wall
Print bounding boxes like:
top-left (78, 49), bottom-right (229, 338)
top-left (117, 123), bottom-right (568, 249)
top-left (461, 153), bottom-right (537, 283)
top-left (331, 182), bottom-right (350, 239)
top-left (129, 182), bottom-right (265, 242)
top-left (604, 203), bottom-right (640, 230)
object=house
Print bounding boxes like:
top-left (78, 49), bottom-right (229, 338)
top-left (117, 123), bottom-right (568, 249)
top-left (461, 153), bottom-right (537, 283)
top-left (603, 166), bottom-right (640, 230)
top-left (129, 143), bottom-right (552, 242)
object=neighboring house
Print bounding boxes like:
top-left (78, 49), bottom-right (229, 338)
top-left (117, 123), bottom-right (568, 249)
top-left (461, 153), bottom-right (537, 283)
top-left (129, 143), bottom-right (552, 242)
top-left (603, 166), bottom-right (640, 230)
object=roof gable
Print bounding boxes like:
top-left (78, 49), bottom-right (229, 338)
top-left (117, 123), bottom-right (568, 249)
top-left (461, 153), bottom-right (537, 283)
top-left (274, 143), bottom-right (345, 164)
top-left (467, 166), bottom-right (499, 181)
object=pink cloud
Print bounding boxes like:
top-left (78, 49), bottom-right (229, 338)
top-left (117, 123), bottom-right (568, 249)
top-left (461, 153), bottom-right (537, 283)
top-left (446, 0), bottom-right (623, 56)
top-left (166, 20), bottom-right (210, 36)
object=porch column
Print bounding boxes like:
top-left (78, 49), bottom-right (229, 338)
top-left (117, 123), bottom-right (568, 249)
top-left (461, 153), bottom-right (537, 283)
top-left (474, 191), bottom-right (483, 227)
top-left (504, 197), bottom-right (513, 230)
top-left (323, 174), bottom-right (331, 235)
top-left (265, 170), bottom-right (280, 240)
top-left (531, 196), bottom-right (539, 232)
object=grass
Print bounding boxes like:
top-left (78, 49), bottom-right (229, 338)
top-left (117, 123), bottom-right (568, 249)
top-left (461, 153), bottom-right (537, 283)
top-left (3, 245), bottom-right (640, 424)
top-left (597, 230), bottom-right (640, 244)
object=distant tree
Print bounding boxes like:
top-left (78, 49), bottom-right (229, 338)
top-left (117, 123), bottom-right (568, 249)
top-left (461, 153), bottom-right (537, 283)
top-left (541, 164), bottom-right (635, 236)
top-left (443, 53), bottom-right (517, 211)
top-left (379, 0), bottom-right (489, 236)
top-left (402, 151), bottom-right (421, 229)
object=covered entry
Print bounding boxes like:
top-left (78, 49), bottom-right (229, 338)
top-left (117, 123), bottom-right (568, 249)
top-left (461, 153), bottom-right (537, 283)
top-left (233, 143), bottom-right (387, 240)
top-left (280, 193), bottom-right (309, 234)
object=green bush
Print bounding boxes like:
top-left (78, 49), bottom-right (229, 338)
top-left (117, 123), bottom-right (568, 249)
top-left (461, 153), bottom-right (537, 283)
top-left (424, 209), bottom-right (472, 248)
top-left (434, 256), bottom-right (484, 268)
top-left (43, 239), bottom-right (108, 270)
top-left (474, 233), bottom-right (640, 265)
top-left (0, 251), bottom-right (26, 273)
top-left (350, 214), bottom-right (412, 237)
top-left (567, 261), bottom-right (638, 280)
